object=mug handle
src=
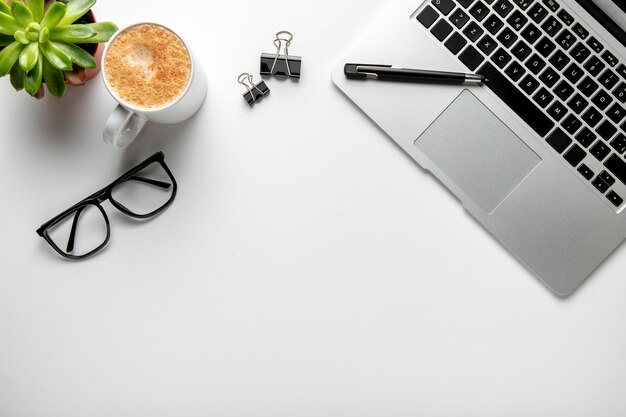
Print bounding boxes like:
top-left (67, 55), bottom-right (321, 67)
top-left (103, 105), bottom-right (148, 150)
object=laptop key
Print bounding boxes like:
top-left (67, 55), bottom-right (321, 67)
top-left (571, 23), bottom-right (589, 40)
top-left (445, 32), bottom-right (468, 54)
top-left (528, 3), bottom-right (549, 23)
top-left (578, 163), bottom-right (594, 180)
top-left (599, 69), bottom-right (619, 90)
top-left (477, 34), bottom-right (497, 55)
top-left (526, 54), bottom-right (546, 74)
top-left (539, 67), bottom-right (559, 87)
top-left (492, 48), bottom-right (512, 68)
top-left (590, 141), bottom-right (611, 160)
top-left (432, 0), bottom-right (455, 15)
top-left (542, 0), bottom-right (559, 12)
top-left (494, 0), bottom-right (514, 17)
top-left (592, 176), bottom-right (610, 193)
top-left (459, 45), bottom-right (485, 70)
top-left (505, 61), bottom-right (526, 81)
top-left (596, 121), bottom-right (617, 141)
top-left (563, 63), bottom-right (584, 84)
top-left (417, 6), bottom-right (440, 28)
top-left (536, 37), bottom-right (556, 57)
top-left (562, 114), bottom-right (582, 134)
top-left (604, 154), bottom-right (626, 185)
top-left (556, 29), bottom-right (575, 50)
top-left (592, 90), bottom-right (612, 110)
top-left (575, 127), bottom-right (596, 147)
top-left (512, 0), bottom-right (533, 10)
top-left (469, 1), bottom-right (490, 21)
top-left (617, 64), bottom-right (626, 80)
top-left (585, 36), bottom-right (603, 54)
top-left (478, 62), bottom-right (555, 136)
top-left (541, 17), bottom-right (562, 37)
top-left (549, 50), bottom-right (570, 70)
top-left (512, 40), bottom-right (532, 61)
top-left (533, 87), bottom-right (554, 108)
top-left (449, 8), bottom-right (470, 28)
top-left (554, 80), bottom-right (574, 101)
top-left (564, 143), bottom-right (586, 166)
top-left (606, 191), bottom-right (623, 207)
top-left (546, 128), bottom-right (572, 153)
top-left (611, 133), bottom-right (626, 154)
top-left (507, 10), bottom-right (528, 31)
top-left (613, 82), bottom-right (626, 103)
top-left (463, 22), bottom-right (484, 41)
top-left (602, 50), bottom-right (618, 67)
top-left (547, 101), bottom-right (568, 121)
top-left (431, 19), bottom-right (454, 41)
top-left (577, 76), bottom-right (598, 97)
top-left (521, 23), bottom-right (541, 44)
top-left (557, 9), bottom-right (574, 25)
top-left (581, 107), bottom-right (601, 128)
top-left (497, 27), bottom-right (518, 47)
top-left (484, 14), bottom-right (504, 35)
top-left (607, 103), bottom-right (626, 123)
top-left (599, 170), bottom-right (616, 186)
top-left (583, 56), bottom-right (605, 77)
top-left (570, 43), bottom-right (591, 63)
top-left (458, 0), bottom-right (476, 7)
top-left (520, 74), bottom-right (540, 94)
top-left (567, 93), bottom-right (588, 114)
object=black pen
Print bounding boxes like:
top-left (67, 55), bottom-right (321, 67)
top-left (344, 63), bottom-right (486, 85)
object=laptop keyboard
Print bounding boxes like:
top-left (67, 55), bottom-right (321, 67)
top-left (415, 0), bottom-right (626, 211)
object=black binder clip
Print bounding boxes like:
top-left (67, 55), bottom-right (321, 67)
top-left (238, 73), bottom-right (270, 106)
top-left (260, 31), bottom-right (301, 79)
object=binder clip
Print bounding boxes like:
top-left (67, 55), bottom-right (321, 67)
top-left (260, 31), bottom-right (302, 79)
top-left (238, 73), bottom-right (270, 106)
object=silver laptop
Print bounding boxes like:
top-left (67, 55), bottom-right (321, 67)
top-left (332, 0), bottom-right (626, 295)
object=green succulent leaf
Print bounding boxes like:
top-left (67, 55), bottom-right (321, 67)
top-left (10, 62), bottom-right (25, 91)
top-left (42, 56), bottom-right (65, 97)
top-left (0, 32), bottom-right (13, 45)
top-left (27, 0), bottom-right (45, 22)
top-left (19, 41), bottom-right (39, 72)
top-left (59, 0), bottom-right (96, 26)
top-left (48, 24), bottom-right (95, 42)
top-left (24, 56), bottom-right (43, 95)
top-left (38, 26), bottom-right (49, 43)
top-left (11, 1), bottom-right (34, 27)
top-left (0, 12), bottom-right (22, 36)
top-left (41, 1), bottom-right (66, 29)
top-left (86, 22), bottom-right (118, 42)
top-left (49, 22), bottom-right (118, 43)
top-left (14, 30), bottom-right (29, 44)
top-left (53, 41), bottom-right (95, 68)
top-left (0, 1), bottom-right (10, 15)
top-left (0, 41), bottom-right (24, 76)
top-left (39, 40), bottom-right (72, 70)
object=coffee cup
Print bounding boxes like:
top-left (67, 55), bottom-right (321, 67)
top-left (102, 23), bottom-right (207, 150)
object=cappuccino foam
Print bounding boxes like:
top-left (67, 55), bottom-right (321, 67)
top-left (104, 24), bottom-right (192, 110)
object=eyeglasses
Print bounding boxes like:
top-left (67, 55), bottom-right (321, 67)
top-left (36, 152), bottom-right (177, 260)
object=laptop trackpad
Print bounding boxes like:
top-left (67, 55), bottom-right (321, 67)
top-left (414, 90), bottom-right (541, 213)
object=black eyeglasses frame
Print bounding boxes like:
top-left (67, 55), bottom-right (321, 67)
top-left (36, 151), bottom-right (177, 260)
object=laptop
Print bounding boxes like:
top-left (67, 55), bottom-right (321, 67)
top-left (332, 0), bottom-right (626, 295)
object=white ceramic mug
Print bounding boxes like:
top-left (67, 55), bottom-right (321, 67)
top-left (102, 23), bottom-right (207, 150)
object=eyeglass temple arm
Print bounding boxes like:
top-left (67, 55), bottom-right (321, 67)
top-left (66, 206), bottom-right (85, 253)
top-left (128, 175), bottom-right (171, 189)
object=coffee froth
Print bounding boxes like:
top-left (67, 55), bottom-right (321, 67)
top-left (104, 24), bottom-right (192, 110)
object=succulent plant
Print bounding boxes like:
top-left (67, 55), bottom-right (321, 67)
top-left (0, 0), bottom-right (117, 98)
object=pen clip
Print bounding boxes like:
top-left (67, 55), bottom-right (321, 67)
top-left (344, 63), bottom-right (391, 80)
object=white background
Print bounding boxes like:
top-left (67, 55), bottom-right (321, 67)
top-left (1, 0), bottom-right (625, 416)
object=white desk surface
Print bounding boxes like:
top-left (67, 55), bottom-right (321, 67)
top-left (1, 0), bottom-right (625, 416)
